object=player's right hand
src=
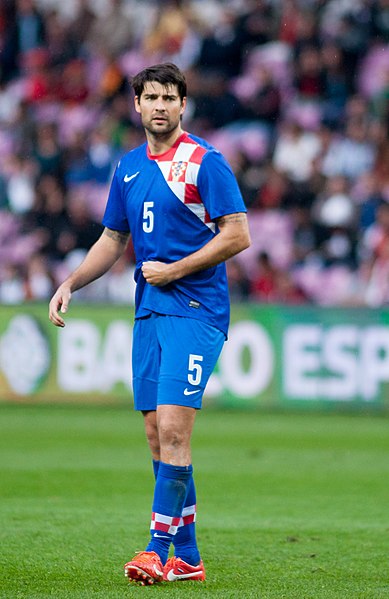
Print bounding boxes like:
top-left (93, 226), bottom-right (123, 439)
top-left (48, 286), bottom-right (72, 327)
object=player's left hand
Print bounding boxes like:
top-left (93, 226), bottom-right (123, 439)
top-left (142, 261), bottom-right (174, 286)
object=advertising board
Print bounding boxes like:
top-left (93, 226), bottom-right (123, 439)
top-left (1, 303), bottom-right (388, 410)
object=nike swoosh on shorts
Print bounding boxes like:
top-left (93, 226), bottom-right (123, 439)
top-left (184, 388), bottom-right (201, 396)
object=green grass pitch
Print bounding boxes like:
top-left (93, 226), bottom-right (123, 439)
top-left (1, 403), bottom-right (389, 598)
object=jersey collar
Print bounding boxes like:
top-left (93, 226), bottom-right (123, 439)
top-left (147, 132), bottom-right (188, 161)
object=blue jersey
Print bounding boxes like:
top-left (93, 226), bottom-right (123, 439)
top-left (102, 132), bottom-right (246, 335)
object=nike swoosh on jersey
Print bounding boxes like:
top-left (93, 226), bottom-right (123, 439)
top-left (123, 171), bottom-right (140, 182)
top-left (184, 388), bottom-right (201, 396)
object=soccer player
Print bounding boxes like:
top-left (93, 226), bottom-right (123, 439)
top-left (49, 63), bottom-right (250, 584)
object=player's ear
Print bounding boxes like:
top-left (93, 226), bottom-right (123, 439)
top-left (180, 97), bottom-right (187, 116)
top-left (134, 95), bottom-right (141, 114)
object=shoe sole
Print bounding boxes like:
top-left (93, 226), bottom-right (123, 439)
top-left (125, 566), bottom-right (162, 586)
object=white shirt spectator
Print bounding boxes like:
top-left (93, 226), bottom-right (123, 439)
top-left (321, 121), bottom-right (375, 180)
top-left (273, 123), bottom-right (321, 182)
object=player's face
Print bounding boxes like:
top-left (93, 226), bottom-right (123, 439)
top-left (135, 82), bottom-right (186, 137)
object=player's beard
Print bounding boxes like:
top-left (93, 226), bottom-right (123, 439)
top-left (142, 115), bottom-right (181, 139)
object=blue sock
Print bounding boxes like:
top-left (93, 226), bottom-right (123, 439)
top-left (173, 476), bottom-right (201, 565)
top-left (152, 460), bottom-right (200, 566)
top-left (152, 459), bottom-right (159, 479)
top-left (146, 461), bottom-right (192, 565)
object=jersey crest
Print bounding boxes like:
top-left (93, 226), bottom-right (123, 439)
top-left (170, 161), bottom-right (188, 182)
top-left (154, 137), bottom-right (216, 233)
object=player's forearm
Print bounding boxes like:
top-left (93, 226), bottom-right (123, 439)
top-left (169, 212), bottom-right (251, 281)
top-left (65, 228), bottom-right (129, 292)
top-left (169, 235), bottom-right (244, 280)
top-left (141, 213), bottom-right (250, 287)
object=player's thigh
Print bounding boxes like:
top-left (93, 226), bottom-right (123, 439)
top-left (156, 315), bottom-right (225, 409)
top-left (132, 314), bottom-right (160, 411)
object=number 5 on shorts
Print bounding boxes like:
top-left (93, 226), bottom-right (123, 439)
top-left (188, 354), bottom-right (203, 386)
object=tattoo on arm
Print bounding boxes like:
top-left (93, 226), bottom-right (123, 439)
top-left (103, 227), bottom-right (130, 245)
top-left (216, 213), bottom-right (247, 226)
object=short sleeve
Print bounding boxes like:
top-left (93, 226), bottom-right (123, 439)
top-left (102, 166), bottom-right (130, 232)
top-left (197, 151), bottom-right (246, 220)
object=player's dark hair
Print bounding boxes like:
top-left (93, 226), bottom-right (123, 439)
top-left (131, 63), bottom-right (187, 101)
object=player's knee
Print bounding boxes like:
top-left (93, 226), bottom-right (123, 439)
top-left (158, 425), bottom-right (186, 452)
top-left (146, 431), bottom-right (160, 457)
top-left (143, 411), bottom-right (160, 456)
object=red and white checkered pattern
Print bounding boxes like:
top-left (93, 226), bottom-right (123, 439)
top-left (150, 503), bottom-right (196, 535)
top-left (178, 504), bottom-right (196, 528)
top-left (154, 134), bottom-right (216, 233)
top-left (151, 512), bottom-right (181, 535)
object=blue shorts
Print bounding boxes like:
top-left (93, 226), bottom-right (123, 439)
top-left (132, 313), bottom-right (225, 411)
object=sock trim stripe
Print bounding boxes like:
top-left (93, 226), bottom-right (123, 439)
top-left (181, 504), bottom-right (196, 517)
top-left (152, 522), bottom-right (177, 534)
top-left (152, 512), bottom-right (181, 526)
top-left (177, 504), bottom-right (196, 528)
top-left (178, 514), bottom-right (195, 528)
top-left (151, 512), bottom-right (181, 535)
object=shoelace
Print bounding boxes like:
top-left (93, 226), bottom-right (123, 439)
top-left (168, 557), bottom-right (192, 571)
top-left (132, 551), bottom-right (159, 565)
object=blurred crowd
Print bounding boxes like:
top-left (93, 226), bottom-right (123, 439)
top-left (2, 0), bottom-right (389, 307)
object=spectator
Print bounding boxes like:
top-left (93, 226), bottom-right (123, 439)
top-left (244, 65), bottom-right (282, 124)
top-left (321, 117), bottom-right (375, 180)
top-left (312, 175), bottom-right (358, 268)
top-left (32, 122), bottom-right (63, 180)
top-left (293, 45), bottom-right (325, 102)
top-left (105, 254), bottom-right (136, 305)
top-left (250, 165), bottom-right (287, 210)
top-left (250, 251), bottom-right (279, 303)
top-left (190, 70), bottom-right (245, 130)
top-left (6, 155), bottom-right (36, 215)
top-left (236, 1), bottom-right (276, 51)
top-left (291, 9), bottom-right (319, 58)
top-left (226, 258), bottom-right (250, 302)
top-left (86, 0), bottom-right (135, 58)
top-left (272, 121), bottom-right (322, 183)
top-left (96, 52), bottom-right (130, 106)
top-left (321, 42), bottom-right (350, 126)
top-left (332, 12), bottom-right (370, 93)
top-left (69, 0), bottom-right (96, 53)
top-left (353, 171), bottom-right (385, 231)
top-left (371, 0), bottom-right (389, 43)
top-left (23, 174), bottom-right (70, 261)
top-left (360, 202), bottom-right (389, 306)
top-left (64, 197), bottom-right (103, 252)
top-left (196, 7), bottom-right (243, 77)
top-left (59, 58), bottom-right (89, 104)
top-left (142, 1), bottom-right (200, 69)
top-left (290, 205), bottom-right (318, 267)
top-left (0, 264), bottom-right (25, 304)
top-left (0, 0), bottom-right (46, 83)
top-left (249, 251), bottom-right (307, 304)
top-left (87, 124), bottom-right (116, 184)
top-left (24, 252), bottom-right (54, 300)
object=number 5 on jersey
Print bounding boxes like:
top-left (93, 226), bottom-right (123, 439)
top-left (143, 201), bottom-right (154, 233)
